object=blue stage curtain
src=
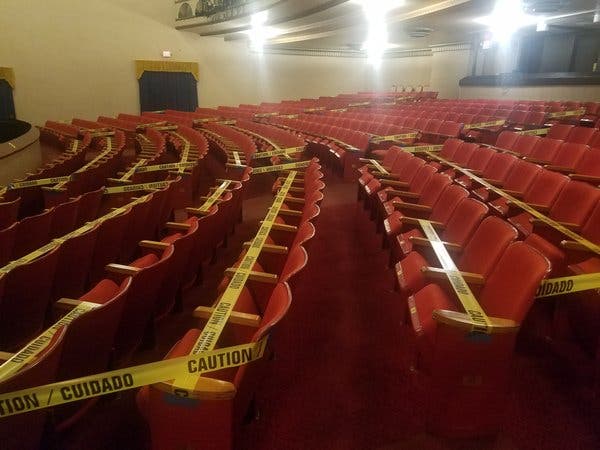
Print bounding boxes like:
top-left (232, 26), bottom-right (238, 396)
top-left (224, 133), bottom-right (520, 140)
top-left (138, 71), bottom-right (198, 112)
top-left (0, 80), bottom-right (16, 120)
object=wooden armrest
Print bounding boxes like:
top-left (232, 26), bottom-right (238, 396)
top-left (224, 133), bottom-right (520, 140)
top-left (198, 196), bottom-right (223, 203)
top-left (0, 351), bottom-right (14, 361)
top-left (544, 165), bottom-right (572, 173)
top-left (263, 221), bottom-right (297, 232)
top-left (391, 191), bottom-right (420, 200)
top-left (560, 240), bottom-right (589, 251)
top-left (409, 236), bottom-right (463, 252)
top-left (156, 376), bottom-right (237, 401)
top-left (401, 217), bottom-right (445, 230)
top-left (278, 208), bottom-right (303, 217)
top-left (139, 240), bottom-right (171, 250)
top-left (421, 267), bottom-right (485, 285)
top-left (186, 207), bottom-right (211, 216)
top-left (288, 187), bottom-right (304, 194)
top-left (522, 157), bottom-right (551, 165)
top-left (105, 263), bottom-right (142, 276)
top-left (432, 309), bottom-right (519, 334)
top-left (165, 221), bottom-right (191, 231)
top-left (395, 203), bottom-right (432, 213)
top-left (242, 242), bottom-right (288, 254)
top-left (376, 173), bottom-right (401, 180)
top-left (381, 179), bottom-right (409, 188)
top-left (284, 196), bottom-right (305, 204)
top-left (54, 297), bottom-right (83, 312)
top-left (530, 218), bottom-right (579, 230)
top-left (224, 268), bottom-right (278, 284)
top-left (193, 306), bottom-right (261, 327)
top-left (569, 174), bottom-right (600, 183)
top-left (385, 189), bottom-right (409, 196)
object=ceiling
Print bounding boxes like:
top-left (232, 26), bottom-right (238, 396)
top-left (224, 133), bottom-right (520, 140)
top-left (175, 0), bottom-right (600, 52)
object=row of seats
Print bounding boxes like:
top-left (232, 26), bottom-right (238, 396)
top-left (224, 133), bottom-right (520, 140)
top-left (0, 141), bottom-right (254, 447)
top-left (355, 144), bottom-right (599, 436)
top-left (137, 159), bottom-right (325, 450)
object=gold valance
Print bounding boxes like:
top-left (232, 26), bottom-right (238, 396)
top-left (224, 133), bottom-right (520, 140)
top-left (0, 67), bottom-right (15, 88)
top-left (135, 60), bottom-right (199, 81)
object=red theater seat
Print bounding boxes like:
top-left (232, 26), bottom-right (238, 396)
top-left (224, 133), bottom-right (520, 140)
top-left (137, 282), bottom-right (292, 450)
top-left (0, 327), bottom-right (66, 450)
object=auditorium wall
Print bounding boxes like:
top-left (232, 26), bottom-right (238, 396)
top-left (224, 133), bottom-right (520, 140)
top-left (0, 0), bottom-right (462, 125)
top-left (3, 0), bottom-right (595, 126)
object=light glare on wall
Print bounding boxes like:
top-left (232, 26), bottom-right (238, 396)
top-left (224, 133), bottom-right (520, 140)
top-left (359, 1), bottom-right (403, 67)
top-left (249, 10), bottom-right (268, 53)
top-left (475, 0), bottom-right (537, 44)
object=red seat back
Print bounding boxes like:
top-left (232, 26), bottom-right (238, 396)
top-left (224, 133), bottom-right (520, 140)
top-left (441, 198), bottom-right (489, 247)
top-left (459, 217), bottom-right (518, 277)
top-left (480, 242), bottom-right (550, 322)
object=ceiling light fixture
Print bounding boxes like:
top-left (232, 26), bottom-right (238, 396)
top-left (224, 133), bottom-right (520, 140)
top-left (475, 0), bottom-right (537, 44)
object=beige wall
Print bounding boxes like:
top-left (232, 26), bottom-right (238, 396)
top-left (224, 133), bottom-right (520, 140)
top-left (0, 0), bottom-right (202, 125)
top-left (459, 85), bottom-right (600, 102)
top-left (429, 49), bottom-right (471, 99)
top-left (196, 38), bottom-right (434, 107)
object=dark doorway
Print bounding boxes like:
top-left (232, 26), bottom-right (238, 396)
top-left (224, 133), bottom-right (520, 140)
top-left (0, 79), bottom-right (16, 120)
top-left (138, 71), bottom-right (198, 112)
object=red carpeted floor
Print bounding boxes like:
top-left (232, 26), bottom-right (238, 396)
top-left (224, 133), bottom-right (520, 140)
top-left (58, 173), bottom-right (600, 450)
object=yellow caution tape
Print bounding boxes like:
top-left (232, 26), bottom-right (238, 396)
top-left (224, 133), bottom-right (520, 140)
top-left (368, 159), bottom-right (388, 175)
top-left (0, 302), bottom-right (101, 381)
top-left (279, 114), bottom-right (299, 119)
top-left (136, 121), bottom-right (168, 129)
top-left (535, 273), bottom-right (600, 298)
top-left (418, 219), bottom-right (493, 334)
top-left (0, 196), bottom-right (148, 276)
top-left (216, 120), bottom-right (236, 125)
top-left (252, 147), bottom-right (304, 159)
top-left (304, 107), bottom-right (326, 112)
top-left (254, 112), bottom-right (278, 118)
top-left (517, 128), bottom-right (549, 136)
top-left (74, 137), bottom-right (113, 175)
top-left (347, 102), bottom-right (371, 107)
top-left (463, 119), bottom-right (506, 130)
top-left (195, 180), bottom-right (232, 213)
top-left (152, 125), bottom-right (179, 132)
top-left (134, 161), bottom-right (195, 173)
top-left (400, 144), bottom-right (443, 153)
top-left (104, 181), bottom-right (170, 194)
top-left (7, 176), bottom-right (72, 189)
top-left (169, 132), bottom-right (192, 174)
top-left (251, 160), bottom-right (311, 174)
top-left (194, 117), bottom-right (220, 124)
top-left (0, 336), bottom-right (267, 418)
top-left (118, 159), bottom-right (147, 181)
top-left (88, 131), bottom-right (116, 138)
top-left (0, 241), bottom-right (62, 275)
top-left (425, 151), bottom-right (600, 256)
top-left (371, 132), bottom-right (419, 144)
top-left (171, 172), bottom-right (297, 396)
top-left (547, 109), bottom-right (585, 119)
top-left (232, 151), bottom-right (242, 166)
top-left (329, 108), bottom-right (348, 113)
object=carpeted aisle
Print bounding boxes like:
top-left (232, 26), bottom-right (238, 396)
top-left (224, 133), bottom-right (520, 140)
top-left (243, 177), bottom-right (425, 450)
